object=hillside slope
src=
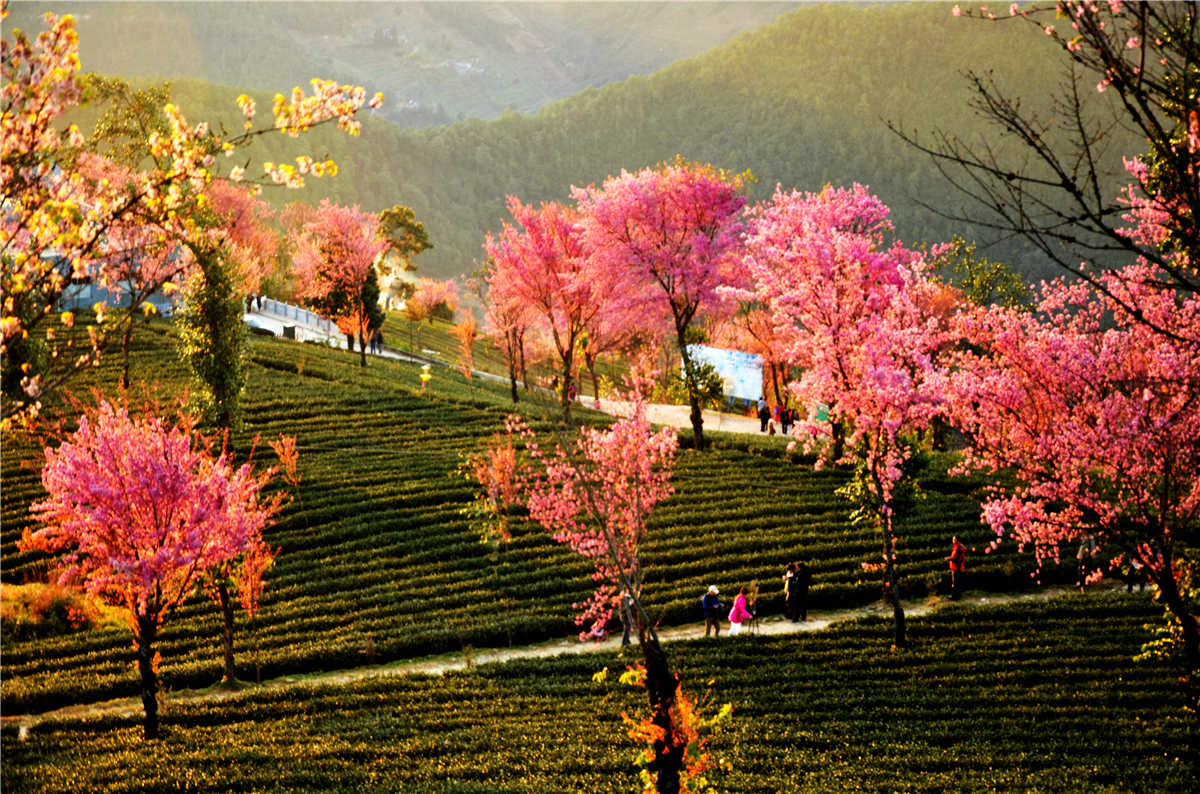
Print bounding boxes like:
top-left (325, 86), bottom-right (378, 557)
top-left (5, 1), bottom-right (801, 126)
top-left (25, 4), bottom-right (1138, 283)
top-left (118, 3), bottom-right (1124, 282)
top-left (0, 319), bottom-right (1045, 714)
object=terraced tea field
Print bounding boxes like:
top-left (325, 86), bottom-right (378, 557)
top-left (6, 320), bottom-right (1177, 794)
top-left (2, 594), bottom-right (1193, 793)
top-left (1, 321), bottom-right (1050, 717)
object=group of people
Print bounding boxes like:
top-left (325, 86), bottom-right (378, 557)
top-left (782, 561), bottom-right (811, 621)
top-left (367, 327), bottom-right (386, 354)
top-left (700, 585), bottom-right (755, 636)
top-left (698, 561), bottom-right (813, 637)
top-left (610, 533), bottom-right (1148, 649)
top-left (756, 397), bottom-right (797, 436)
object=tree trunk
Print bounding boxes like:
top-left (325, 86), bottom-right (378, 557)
top-left (769, 361), bottom-right (784, 405)
top-left (869, 457), bottom-right (907, 647)
top-left (678, 343), bottom-right (705, 450)
top-left (1155, 555), bottom-right (1200, 706)
top-left (637, 623), bottom-right (685, 794)
top-left (586, 353), bottom-right (600, 406)
top-left (881, 509), bottom-right (907, 648)
top-left (136, 614), bottom-right (160, 740)
top-left (506, 331), bottom-right (519, 403)
top-left (217, 581), bottom-right (237, 684)
top-left (832, 419), bottom-right (845, 462)
top-left (561, 354), bottom-right (573, 425)
top-left (358, 315), bottom-right (368, 368)
top-left (120, 293), bottom-right (136, 390)
top-left (518, 333), bottom-right (528, 389)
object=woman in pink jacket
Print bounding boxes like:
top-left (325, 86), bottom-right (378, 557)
top-left (727, 587), bottom-right (754, 635)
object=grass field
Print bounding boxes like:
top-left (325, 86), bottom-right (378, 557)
top-left (3, 318), bottom-right (1191, 793)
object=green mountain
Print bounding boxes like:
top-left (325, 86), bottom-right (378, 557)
top-left (6, 1), bottom-right (802, 126)
top-left (32, 2), bottom-right (1131, 281)
top-left (234, 1), bottom-right (1088, 280)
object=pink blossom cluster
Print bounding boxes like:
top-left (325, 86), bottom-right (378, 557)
top-left (481, 161), bottom-right (747, 434)
top-left (947, 263), bottom-right (1200, 581)
top-left (508, 400), bottom-right (677, 639)
top-left (22, 401), bottom-right (282, 627)
top-left (290, 200), bottom-right (385, 304)
top-left (738, 184), bottom-right (948, 504)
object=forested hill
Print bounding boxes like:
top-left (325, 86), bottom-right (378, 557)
top-left (7, 1), bottom-right (801, 127)
top-left (79, 3), bottom-right (1108, 281)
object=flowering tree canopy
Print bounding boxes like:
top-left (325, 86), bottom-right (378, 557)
top-left (575, 158), bottom-right (747, 448)
top-left (21, 400), bottom-right (283, 738)
top-left (409, 277), bottom-right (461, 323)
top-left (205, 179), bottom-right (280, 297)
top-left (514, 402), bottom-right (677, 637)
top-left (470, 392), bottom-right (694, 792)
top-left (948, 259), bottom-right (1200, 689)
top-left (484, 197), bottom-right (638, 421)
top-left (290, 200), bottom-right (388, 367)
top-left (739, 184), bottom-right (948, 647)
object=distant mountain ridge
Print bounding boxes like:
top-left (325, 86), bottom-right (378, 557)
top-left (14, 3), bottom-right (1132, 284)
top-left (6, 1), bottom-right (802, 126)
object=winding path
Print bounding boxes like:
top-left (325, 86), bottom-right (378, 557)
top-left (4, 584), bottom-right (1092, 734)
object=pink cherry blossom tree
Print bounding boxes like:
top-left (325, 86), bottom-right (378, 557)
top-left (75, 155), bottom-right (192, 389)
top-left (574, 158), bottom-right (747, 448)
top-left (409, 277), bottom-right (461, 324)
top-left (204, 179), bottom-right (280, 298)
top-left (946, 262), bottom-right (1200, 695)
top-left (484, 197), bottom-right (638, 422)
top-left (739, 185), bottom-right (948, 647)
top-left (21, 400), bottom-right (284, 739)
top-left (290, 200), bottom-right (388, 367)
top-left (203, 532), bottom-right (278, 686)
top-left (471, 387), bottom-right (699, 791)
top-left (481, 276), bottom-right (534, 403)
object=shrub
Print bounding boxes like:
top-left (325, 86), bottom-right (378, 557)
top-left (0, 582), bottom-right (103, 641)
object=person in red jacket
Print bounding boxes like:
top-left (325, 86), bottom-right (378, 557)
top-left (946, 536), bottom-right (967, 601)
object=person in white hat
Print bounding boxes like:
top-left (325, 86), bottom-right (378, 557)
top-left (701, 585), bottom-right (724, 637)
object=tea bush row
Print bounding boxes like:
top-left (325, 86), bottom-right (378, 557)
top-left (3, 324), bottom-right (1057, 714)
top-left (2, 594), bottom-right (1193, 794)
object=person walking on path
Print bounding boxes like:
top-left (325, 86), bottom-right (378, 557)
top-left (728, 587), bottom-right (754, 635)
top-left (782, 563), bottom-right (796, 620)
top-left (1076, 532), bottom-right (1097, 590)
top-left (947, 536), bottom-right (967, 601)
top-left (758, 396), bottom-right (770, 433)
top-left (790, 561), bottom-right (812, 622)
top-left (701, 585), bottom-right (724, 637)
top-left (618, 590), bottom-right (635, 647)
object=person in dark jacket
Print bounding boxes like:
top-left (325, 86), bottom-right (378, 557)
top-left (619, 590), bottom-right (636, 647)
top-left (790, 561), bottom-right (812, 622)
top-left (757, 397), bottom-right (770, 433)
top-left (701, 585), bottom-right (724, 637)
top-left (782, 563), bottom-right (796, 620)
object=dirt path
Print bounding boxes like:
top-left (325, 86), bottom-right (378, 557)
top-left (3, 585), bottom-right (1088, 733)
